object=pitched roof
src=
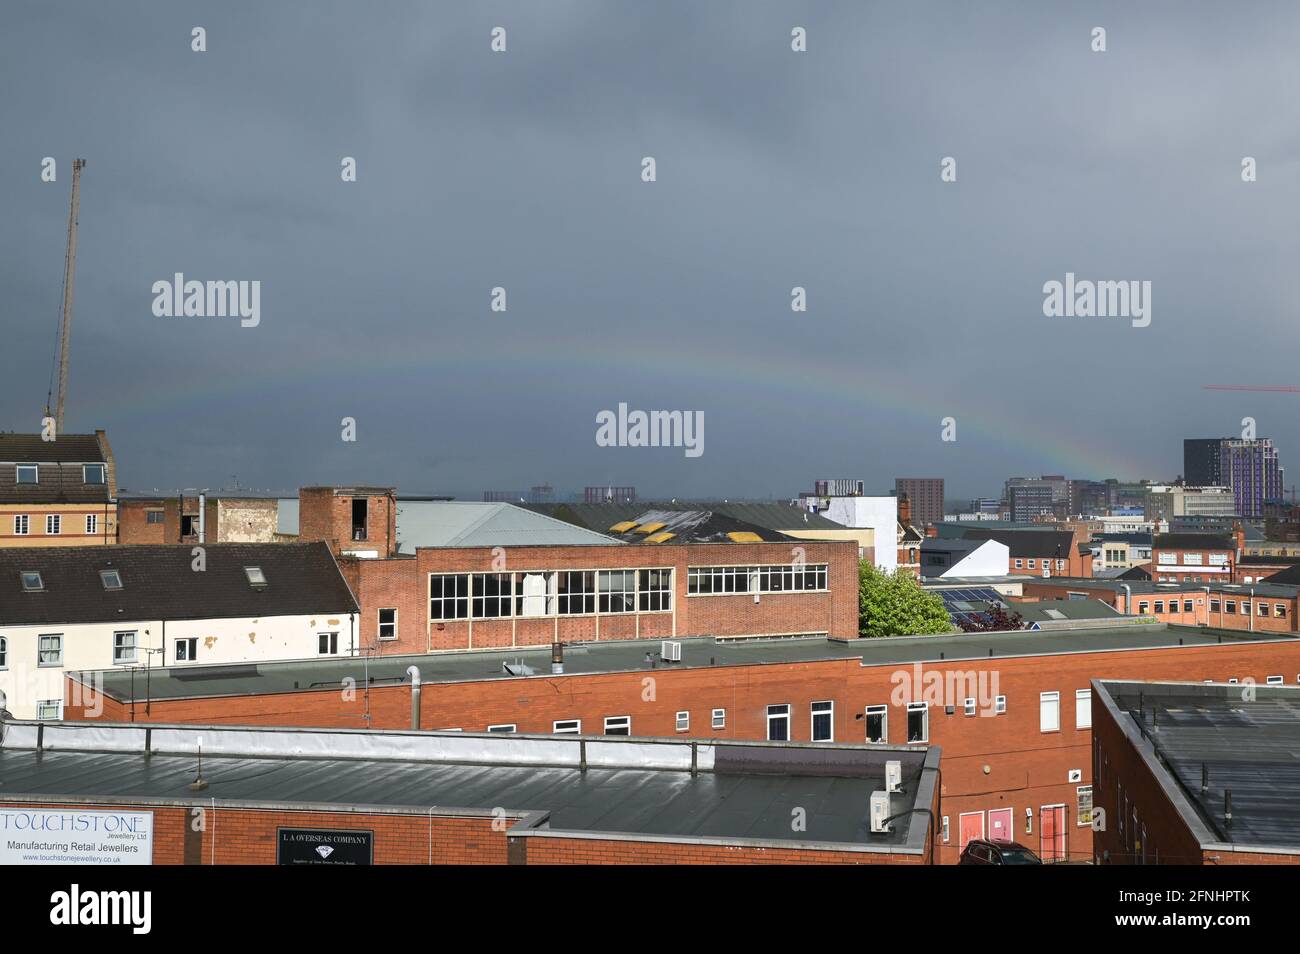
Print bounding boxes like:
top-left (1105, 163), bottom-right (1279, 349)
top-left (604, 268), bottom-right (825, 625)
top-left (1263, 564), bottom-right (1300, 585)
top-left (523, 501), bottom-right (844, 533)
top-left (1153, 533), bottom-right (1235, 550)
top-left (607, 510), bottom-right (792, 544)
top-left (0, 542), bottom-right (357, 625)
top-left (961, 528), bottom-right (1077, 558)
top-left (0, 433), bottom-right (106, 464)
top-left (395, 501), bottom-right (619, 552)
top-left (0, 433), bottom-right (111, 505)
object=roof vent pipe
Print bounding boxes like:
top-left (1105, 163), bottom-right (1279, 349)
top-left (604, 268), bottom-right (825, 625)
top-left (407, 666), bottom-right (421, 729)
top-left (551, 641), bottom-right (564, 675)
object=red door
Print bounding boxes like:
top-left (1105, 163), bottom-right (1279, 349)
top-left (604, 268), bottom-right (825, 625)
top-left (958, 812), bottom-right (984, 849)
top-left (987, 808), bottom-right (1013, 843)
top-left (1040, 805), bottom-right (1067, 862)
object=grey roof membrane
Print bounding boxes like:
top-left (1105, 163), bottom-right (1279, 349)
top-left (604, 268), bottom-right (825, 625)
top-left (81, 623), bottom-right (1288, 704)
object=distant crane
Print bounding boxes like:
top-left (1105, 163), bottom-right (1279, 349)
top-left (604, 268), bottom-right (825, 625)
top-left (1204, 385), bottom-right (1300, 393)
top-left (45, 158), bottom-right (86, 433)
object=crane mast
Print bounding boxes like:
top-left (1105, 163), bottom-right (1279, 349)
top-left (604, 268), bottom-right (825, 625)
top-left (53, 158), bottom-right (86, 433)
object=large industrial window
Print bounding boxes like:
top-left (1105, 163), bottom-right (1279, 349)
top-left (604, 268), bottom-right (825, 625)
top-left (1040, 691), bottom-right (1060, 732)
top-left (557, 571), bottom-right (596, 615)
top-left (598, 570), bottom-right (636, 614)
top-left (811, 701), bottom-right (833, 742)
top-left (865, 704), bottom-right (888, 743)
top-left (907, 702), bottom-right (928, 743)
top-left (430, 574), bottom-right (469, 620)
top-left (514, 571), bottom-right (555, 617)
top-left (472, 573), bottom-right (513, 618)
top-left (766, 704), bottom-right (790, 741)
top-left (637, 568), bottom-right (672, 612)
top-left (688, 564), bottom-right (827, 595)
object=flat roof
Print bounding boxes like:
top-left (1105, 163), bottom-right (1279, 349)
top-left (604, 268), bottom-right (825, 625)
top-left (0, 722), bottom-right (937, 853)
top-left (1021, 576), bottom-right (1300, 599)
top-left (78, 623), bottom-right (1294, 704)
top-left (1095, 680), bottom-right (1300, 855)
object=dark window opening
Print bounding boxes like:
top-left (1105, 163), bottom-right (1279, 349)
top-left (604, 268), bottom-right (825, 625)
top-left (352, 498), bottom-right (368, 541)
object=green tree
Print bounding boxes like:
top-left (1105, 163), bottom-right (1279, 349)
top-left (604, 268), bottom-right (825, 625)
top-left (858, 562), bottom-right (952, 638)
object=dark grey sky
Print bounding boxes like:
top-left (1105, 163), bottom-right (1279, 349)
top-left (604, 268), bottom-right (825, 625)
top-left (3, 2), bottom-right (1298, 501)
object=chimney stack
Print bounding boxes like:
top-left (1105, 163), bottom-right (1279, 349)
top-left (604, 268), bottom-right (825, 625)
top-left (898, 493), bottom-right (912, 527)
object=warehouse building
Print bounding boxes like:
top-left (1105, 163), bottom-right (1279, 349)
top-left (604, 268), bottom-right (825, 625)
top-left (0, 720), bottom-right (940, 865)
top-left (1092, 679), bottom-right (1300, 865)
top-left (65, 622), bottom-right (1300, 864)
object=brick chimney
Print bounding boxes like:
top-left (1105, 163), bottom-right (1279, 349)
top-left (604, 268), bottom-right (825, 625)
top-left (1233, 521), bottom-right (1245, 560)
top-left (898, 493), bottom-right (912, 527)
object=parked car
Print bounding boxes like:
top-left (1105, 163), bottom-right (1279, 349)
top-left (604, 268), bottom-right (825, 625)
top-left (958, 839), bottom-right (1043, 865)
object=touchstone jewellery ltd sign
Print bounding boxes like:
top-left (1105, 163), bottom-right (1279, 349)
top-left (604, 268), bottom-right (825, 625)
top-left (277, 828), bottom-right (374, 865)
top-left (0, 809), bottom-right (153, 865)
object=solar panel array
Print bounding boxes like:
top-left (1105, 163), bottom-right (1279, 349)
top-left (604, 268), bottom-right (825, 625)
top-left (935, 587), bottom-right (1006, 628)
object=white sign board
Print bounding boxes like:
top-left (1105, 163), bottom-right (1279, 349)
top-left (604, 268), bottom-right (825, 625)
top-left (0, 808), bottom-right (153, 865)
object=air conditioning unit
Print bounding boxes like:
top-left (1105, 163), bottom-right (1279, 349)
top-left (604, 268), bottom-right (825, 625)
top-left (661, 640), bottom-right (682, 663)
top-left (869, 791), bottom-right (892, 833)
top-left (885, 760), bottom-right (903, 793)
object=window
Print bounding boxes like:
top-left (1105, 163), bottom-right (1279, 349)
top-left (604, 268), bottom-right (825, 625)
top-left (0, 636), bottom-right (6, 669)
top-left (553, 719), bottom-right (581, 734)
top-left (907, 702), bottom-right (929, 743)
top-left (430, 574), bottom-right (469, 620)
top-left (598, 570), bottom-right (636, 613)
top-left (1077, 786), bottom-right (1094, 827)
top-left (46, 514), bottom-right (61, 535)
top-left (83, 464), bottom-right (105, 485)
top-left (113, 631), bottom-right (137, 664)
top-left (1209, 598), bottom-right (1220, 612)
top-left (36, 699), bottom-right (61, 721)
top-left (21, 571), bottom-right (43, 592)
top-left (1014, 559), bottom-right (1023, 569)
top-left (1057, 560), bottom-right (1065, 570)
top-left (637, 568), bottom-right (672, 612)
top-left (1027, 559), bottom-right (1036, 569)
top-left (378, 608), bottom-right (397, 640)
top-left (766, 704), bottom-right (790, 741)
top-left (38, 634), bottom-right (63, 667)
top-left (865, 704), bottom-right (888, 743)
top-left (1154, 601), bottom-right (1164, 613)
top-left (317, 632), bottom-right (339, 655)
top-left (556, 571), bottom-right (595, 615)
top-left (100, 569), bottom-right (122, 590)
top-left (1240, 601), bottom-right (1250, 616)
top-left (85, 514), bottom-right (98, 535)
top-left (942, 816), bottom-right (950, 843)
top-left (964, 697), bottom-right (976, 717)
top-left (514, 571), bottom-right (555, 617)
top-left (244, 566), bottom-right (267, 588)
top-left (675, 710), bottom-right (690, 732)
top-left (1040, 691), bottom-right (1060, 732)
top-left (604, 715), bottom-right (631, 736)
top-left (175, 638), bottom-right (198, 662)
top-left (687, 564), bottom-right (827, 595)
top-left (146, 510), bottom-right (164, 524)
top-left (1258, 602), bottom-right (1269, 617)
top-left (1183, 600), bottom-right (1193, 613)
top-left (1267, 675), bottom-right (1284, 686)
top-left (1075, 688), bottom-right (1092, 729)
top-left (711, 708), bottom-right (726, 729)
top-left (995, 695), bottom-right (1007, 714)
top-left (1226, 600), bottom-right (1237, 613)
top-left (811, 701), bottom-right (833, 742)
top-left (13, 515), bottom-right (28, 535)
top-left (16, 465), bottom-right (37, 484)
top-left (472, 573), bottom-right (513, 618)
top-left (180, 515), bottom-right (197, 537)
top-left (351, 498), bottom-right (368, 541)
top-left (487, 724), bottom-right (516, 733)
top-left (1278, 604), bottom-right (1289, 619)
top-left (1138, 601), bottom-right (1149, 613)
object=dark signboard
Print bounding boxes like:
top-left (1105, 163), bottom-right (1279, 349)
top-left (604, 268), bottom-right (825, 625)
top-left (277, 828), bottom-right (374, 865)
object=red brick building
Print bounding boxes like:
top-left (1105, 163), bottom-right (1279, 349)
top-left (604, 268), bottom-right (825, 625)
top-left (1150, 531), bottom-right (1239, 584)
top-left (66, 622), bottom-right (1300, 864)
top-left (1092, 679), bottom-right (1300, 865)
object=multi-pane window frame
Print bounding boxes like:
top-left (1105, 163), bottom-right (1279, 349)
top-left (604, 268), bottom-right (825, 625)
top-left (636, 568), bottom-right (673, 612)
top-left (38, 634), bottom-right (63, 667)
top-left (766, 704), bottom-right (790, 741)
top-left (811, 700), bottom-right (834, 742)
top-left (604, 715), bottom-right (631, 736)
top-left (377, 607), bottom-right (398, 640)
top-left (46, 514), bottom-right (61, 535)
top-left (598, 569), bottom-right (637, 614)
top-left (472, 572), bottom-right (514, 619)
top-left (429, 574), bottom-right (470, 621)
top-left (865, 704), bottom-right (888, 743)
top-left (86, 513), bottom-right (98, 535)
top-left (687, 563), bottom-right (828, 596)
top-left (13, 514), bottom-right (29, 536)
top-left (112, 630), bottom-right (138, 665)
top-left (175, 637), bottom-right (198, 662)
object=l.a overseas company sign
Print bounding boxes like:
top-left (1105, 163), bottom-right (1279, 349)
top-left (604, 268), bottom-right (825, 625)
top-left (0, 809), bottom-right (153, 865)
top-left (277, 828), bottom-right (373, 865)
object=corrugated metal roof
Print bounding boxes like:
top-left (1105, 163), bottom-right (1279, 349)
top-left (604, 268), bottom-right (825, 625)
top-left (395, 501), bottom-right (620, 552)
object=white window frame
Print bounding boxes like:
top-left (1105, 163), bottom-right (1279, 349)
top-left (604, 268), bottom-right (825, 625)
top-left (16, 465), bottom-right (38, 485)
top-left (964, 697), bottom-right (976, 717)
top-left (906, 701), bottom-right (929, 744)
top-left (1267, 675), bottom-right (1284, 686)
top-left (38, 634), bottom-right (63, 667)
top-left (83, 463), bottom-right (106, 485)
top-left (174, 637), bottom-right (198, 662)
top-left (811, 700), bottom-right (834, 742)
top-left (317, 631), bottom-right (339, 655)
top-left (13, 514), bottom-right (28, 536)
top-left (1040, 691), bottom-right (1061, 733)
top-left (604, 715), bottom-right (632, 735)
top-left (45, 514), bottom-right (61, 535)
top-left (711, 708), bottom-right (725, 729)
top-left (1075, 688), bottom-right (1092, 729)
top-left (487, 724), bottom-right (516, 733)
top-left (995, 695), bottom-right (1007, 714)
top-left (112, 631), bottom-right (138, 665)
top-left (0, 635), bottom-right (7, 670)
top-left (36, 699), bottom-right (62, 721)
top-left (377, 607), bottom-right (398, 640)
top-left (675, 710), bottom-right (690, 732)
top-left (85, 513), bottom-right (98, 535)
top-left (766, 704), bottom-right (790, 741)
top-left (865, 704), bottom-right (888, 743)
top-left (553, 719), bottom-right (581, 735)
top-left (941, 815), bottom-right (950, 843)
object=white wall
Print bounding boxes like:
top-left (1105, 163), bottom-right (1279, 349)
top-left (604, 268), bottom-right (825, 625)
top-left (823, 496), bottom-right (898, 573)
top-left (0, 612), bottom-right (356, 720)
top-left (942, 540), bottom-right (1010, 578)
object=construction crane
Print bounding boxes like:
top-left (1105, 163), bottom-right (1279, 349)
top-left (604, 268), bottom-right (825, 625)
top-left (46, 158), bottom-right (86, 434)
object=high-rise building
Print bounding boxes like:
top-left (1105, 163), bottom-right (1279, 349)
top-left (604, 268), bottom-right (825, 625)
top-left (1007, 484), bottom-right (1055, 522)
top-left (1222, 439), bottom-right (1285, 518)
top-left (894, 478), bottom-right (944, 527)
top-left (1184, 438), bottom-right (1225, 486)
